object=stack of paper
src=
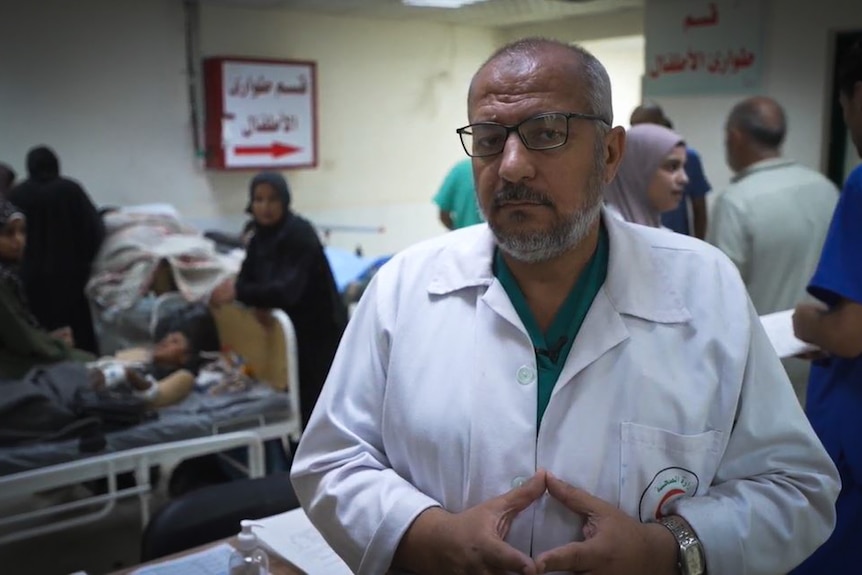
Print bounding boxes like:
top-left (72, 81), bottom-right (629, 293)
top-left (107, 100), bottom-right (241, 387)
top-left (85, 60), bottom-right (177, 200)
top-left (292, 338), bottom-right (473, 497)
top-left (759, 309), bottom-right (818, 359)
top-left (254, 508), bottom-right (352, 575)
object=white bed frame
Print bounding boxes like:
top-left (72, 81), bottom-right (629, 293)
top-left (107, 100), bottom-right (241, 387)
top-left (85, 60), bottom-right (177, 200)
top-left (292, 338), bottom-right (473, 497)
top-left (0, 306), bottom-right (302, 546)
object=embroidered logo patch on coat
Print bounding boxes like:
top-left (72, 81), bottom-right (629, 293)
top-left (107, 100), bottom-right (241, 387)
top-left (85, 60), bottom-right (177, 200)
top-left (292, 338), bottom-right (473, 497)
top-left (639, 466), bottom-right (699, 522)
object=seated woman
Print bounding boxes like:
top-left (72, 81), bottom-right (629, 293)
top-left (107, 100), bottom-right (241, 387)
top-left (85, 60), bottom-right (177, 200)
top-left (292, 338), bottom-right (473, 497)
top-left (0, 198), bottom-right (95, 379)
top-left (210, 172), bottom-right (347, 428)
top-left (604, 123), bottom-right (689, 227)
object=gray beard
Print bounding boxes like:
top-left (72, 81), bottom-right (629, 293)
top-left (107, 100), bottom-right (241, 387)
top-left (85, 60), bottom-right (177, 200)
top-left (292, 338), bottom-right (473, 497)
top-left (491, 198), bottom-right (603, 263)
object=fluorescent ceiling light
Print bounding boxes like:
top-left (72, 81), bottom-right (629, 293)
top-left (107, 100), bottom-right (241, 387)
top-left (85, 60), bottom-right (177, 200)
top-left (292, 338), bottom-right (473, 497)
top-left (402, 0), bottom-right (488, 8)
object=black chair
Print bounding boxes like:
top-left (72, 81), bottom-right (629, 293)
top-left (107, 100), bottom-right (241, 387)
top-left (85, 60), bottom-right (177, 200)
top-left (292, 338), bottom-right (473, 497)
top-left (140, 471), bottom-right (300, 561)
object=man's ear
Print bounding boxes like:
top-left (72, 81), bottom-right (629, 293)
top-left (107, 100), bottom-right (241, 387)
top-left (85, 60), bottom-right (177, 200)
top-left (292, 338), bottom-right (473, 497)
top-left (602, 126), bottom-right (626, 184)
top-left (727, 126), bottom-right (745, 148)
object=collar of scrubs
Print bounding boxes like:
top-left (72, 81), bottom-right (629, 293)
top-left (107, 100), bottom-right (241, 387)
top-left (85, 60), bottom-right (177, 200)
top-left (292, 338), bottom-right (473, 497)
top-left (493, 224), bottom-right (609, 425)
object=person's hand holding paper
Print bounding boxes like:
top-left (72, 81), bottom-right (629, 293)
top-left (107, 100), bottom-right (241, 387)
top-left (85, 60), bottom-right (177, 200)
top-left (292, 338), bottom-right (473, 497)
top-left (760, 308), bottom-right (820, 359)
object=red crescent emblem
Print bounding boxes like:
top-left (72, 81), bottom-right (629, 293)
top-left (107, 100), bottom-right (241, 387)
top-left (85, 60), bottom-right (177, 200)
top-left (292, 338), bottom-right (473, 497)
top-left (655, 488), bottom-right (687, 520)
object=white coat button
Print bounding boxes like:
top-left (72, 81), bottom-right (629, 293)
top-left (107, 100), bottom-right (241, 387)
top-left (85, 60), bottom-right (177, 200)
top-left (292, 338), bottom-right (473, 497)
top-left (516, 366), bottom-right (536, 385)
top-left (511, 476), bottom-right (528, 488)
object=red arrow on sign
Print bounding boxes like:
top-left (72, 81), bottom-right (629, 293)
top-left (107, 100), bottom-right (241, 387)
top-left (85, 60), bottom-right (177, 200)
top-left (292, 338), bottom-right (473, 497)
top-left (234, 142), bottom-right (301, 158)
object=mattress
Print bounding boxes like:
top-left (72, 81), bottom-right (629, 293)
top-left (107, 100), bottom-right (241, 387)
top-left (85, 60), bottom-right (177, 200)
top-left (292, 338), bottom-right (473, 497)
top-left (0, 385), bottom-right (291, 477)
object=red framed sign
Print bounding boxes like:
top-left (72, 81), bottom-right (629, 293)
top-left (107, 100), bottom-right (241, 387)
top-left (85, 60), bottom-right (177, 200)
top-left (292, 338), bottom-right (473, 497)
top-left (204, 57), bottom-right (318, 170)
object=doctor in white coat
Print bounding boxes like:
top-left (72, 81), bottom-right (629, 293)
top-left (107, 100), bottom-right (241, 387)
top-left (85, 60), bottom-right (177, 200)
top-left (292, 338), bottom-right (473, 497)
top-left (291, 38), bottom-right (839, 575)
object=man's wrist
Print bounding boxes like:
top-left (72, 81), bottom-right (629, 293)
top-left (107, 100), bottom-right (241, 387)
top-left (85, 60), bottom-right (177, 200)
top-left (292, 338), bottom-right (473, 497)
top-left (645, 521), bottom-right (682, 575)
top-left (658, 515), bottom-right (706, 575)
top-left (391, 506), bottom-right (447, 573)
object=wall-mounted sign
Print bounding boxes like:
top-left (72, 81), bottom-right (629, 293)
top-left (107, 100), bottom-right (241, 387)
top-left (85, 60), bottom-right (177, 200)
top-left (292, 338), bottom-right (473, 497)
top-left (643, 1), bottom-right (764, 97)
top-left (204, 57), bottom-right (317, 169)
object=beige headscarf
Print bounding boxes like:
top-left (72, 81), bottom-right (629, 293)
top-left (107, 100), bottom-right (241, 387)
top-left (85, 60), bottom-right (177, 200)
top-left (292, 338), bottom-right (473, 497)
top-left (604, 124), bottom-right (685, 227)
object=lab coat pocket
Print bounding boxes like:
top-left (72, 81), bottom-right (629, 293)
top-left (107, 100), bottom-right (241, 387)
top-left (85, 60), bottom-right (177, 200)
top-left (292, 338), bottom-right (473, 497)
top-left (619, 422), bottom-right (723, 523)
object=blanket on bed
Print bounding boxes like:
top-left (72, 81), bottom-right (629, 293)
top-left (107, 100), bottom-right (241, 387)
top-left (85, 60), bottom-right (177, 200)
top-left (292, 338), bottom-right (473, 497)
top-left (0, 362), bottom-right (106, 451)
top-left (86, 212), bottom-right (240, 315)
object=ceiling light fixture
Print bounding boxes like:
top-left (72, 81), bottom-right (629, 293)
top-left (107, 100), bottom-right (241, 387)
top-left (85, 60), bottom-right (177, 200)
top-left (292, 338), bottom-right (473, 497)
top-left (402, 0), bottom-right (488, 8)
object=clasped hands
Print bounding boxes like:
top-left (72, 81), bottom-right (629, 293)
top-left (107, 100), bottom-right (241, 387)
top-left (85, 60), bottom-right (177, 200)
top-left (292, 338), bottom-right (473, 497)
top-left (394, 469), bottom-right (678, 575)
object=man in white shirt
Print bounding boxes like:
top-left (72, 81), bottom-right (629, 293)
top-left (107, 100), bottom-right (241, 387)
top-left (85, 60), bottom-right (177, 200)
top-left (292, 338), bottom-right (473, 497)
top-left (291, 38), bottom-right (839, 575)
top-left (707, 96), bottom-right (839, 405)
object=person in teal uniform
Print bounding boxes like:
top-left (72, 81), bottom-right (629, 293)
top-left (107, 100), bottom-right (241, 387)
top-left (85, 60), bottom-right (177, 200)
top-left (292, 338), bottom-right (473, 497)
top-left (434, 158), bottom-right (483, 230)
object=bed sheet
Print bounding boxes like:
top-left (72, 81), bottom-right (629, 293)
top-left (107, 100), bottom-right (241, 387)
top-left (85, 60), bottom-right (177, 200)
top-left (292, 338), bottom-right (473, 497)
top-left (0, 385), bottom-right (291, 477)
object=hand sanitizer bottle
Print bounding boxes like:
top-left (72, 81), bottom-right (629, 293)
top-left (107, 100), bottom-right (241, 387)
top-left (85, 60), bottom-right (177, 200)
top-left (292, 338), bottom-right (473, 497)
top-left (228, 520), bottom-right (270, 575)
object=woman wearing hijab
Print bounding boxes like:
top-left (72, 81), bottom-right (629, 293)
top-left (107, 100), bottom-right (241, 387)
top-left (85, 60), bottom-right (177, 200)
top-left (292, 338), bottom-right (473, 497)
top-left (8, 146), bottom-right (104, 355)
top-left (212, 172), bottom-right (347, 428)
top-left (604, 124), bottom-right (689, 228)
top-left (0, 198), bottom-right (95, 378)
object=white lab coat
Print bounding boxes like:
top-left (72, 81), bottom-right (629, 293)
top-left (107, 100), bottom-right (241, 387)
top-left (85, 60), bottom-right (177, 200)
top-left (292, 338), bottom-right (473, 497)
top-left (291, 212), bottom-right (839, 575)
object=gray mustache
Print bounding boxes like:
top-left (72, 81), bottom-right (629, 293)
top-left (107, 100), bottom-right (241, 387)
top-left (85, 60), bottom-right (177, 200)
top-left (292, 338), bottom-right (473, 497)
top-left (493, 184), bottom-right (553, 207)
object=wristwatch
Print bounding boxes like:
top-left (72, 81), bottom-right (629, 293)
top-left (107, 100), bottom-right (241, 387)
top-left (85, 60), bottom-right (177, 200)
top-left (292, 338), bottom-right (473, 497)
top-left (658, 515), bottom-right (706, 575)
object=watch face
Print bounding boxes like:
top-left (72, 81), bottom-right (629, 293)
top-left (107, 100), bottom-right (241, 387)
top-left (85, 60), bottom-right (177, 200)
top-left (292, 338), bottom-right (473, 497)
top-left (681, 544), bottom-right (705, 575)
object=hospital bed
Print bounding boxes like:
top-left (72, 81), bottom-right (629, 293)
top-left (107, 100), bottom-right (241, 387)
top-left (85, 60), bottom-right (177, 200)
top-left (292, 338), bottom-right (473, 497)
top-left (0, 300), bottom-right (301, 546)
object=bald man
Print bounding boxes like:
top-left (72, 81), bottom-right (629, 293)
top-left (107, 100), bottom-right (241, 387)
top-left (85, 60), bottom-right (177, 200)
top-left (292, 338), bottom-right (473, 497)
top-left (707, 96), bottom-right (839, 406)
top-left (630, 103), bottom-right (711, 238)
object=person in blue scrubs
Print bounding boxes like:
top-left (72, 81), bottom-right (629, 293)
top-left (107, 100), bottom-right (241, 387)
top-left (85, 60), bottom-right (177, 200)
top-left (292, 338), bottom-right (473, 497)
top-left (792, 39), bottom-right (862, 574)
top-left (630, 103), bottom-right (711, 239)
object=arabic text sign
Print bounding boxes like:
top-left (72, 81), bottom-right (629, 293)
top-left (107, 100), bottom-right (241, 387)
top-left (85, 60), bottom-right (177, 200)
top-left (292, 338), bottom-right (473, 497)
top-left (205, 58), bottom-right (317, 169)
top-left (643, 1), bottom-right (764, 97)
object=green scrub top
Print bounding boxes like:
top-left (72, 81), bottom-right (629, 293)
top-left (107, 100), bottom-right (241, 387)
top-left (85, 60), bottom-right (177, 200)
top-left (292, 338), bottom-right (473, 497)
top-left (494, 225), bottom-right (609, 425)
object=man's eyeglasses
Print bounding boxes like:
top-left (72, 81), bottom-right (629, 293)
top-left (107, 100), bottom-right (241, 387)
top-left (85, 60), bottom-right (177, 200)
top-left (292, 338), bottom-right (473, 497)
top-left (456, 112), bottom-right (610, 158)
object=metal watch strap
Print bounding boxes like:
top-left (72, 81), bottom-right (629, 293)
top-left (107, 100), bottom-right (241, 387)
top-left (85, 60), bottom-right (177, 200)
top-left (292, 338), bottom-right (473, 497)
top-left (658, 515), bottom-right (706, 575)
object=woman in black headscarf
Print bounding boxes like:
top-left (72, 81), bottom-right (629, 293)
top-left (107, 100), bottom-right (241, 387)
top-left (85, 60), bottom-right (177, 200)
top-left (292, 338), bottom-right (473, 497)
top-left (8, 146), bottom-right (104, 355)
top-left (214, 172), bottom-right (347, 428)
top-left (0, 197), bottom-right (95, 378)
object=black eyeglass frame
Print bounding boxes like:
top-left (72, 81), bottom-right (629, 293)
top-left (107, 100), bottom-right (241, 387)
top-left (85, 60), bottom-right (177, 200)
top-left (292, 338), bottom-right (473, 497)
top-left (455, 111), bottom-right (611, 158)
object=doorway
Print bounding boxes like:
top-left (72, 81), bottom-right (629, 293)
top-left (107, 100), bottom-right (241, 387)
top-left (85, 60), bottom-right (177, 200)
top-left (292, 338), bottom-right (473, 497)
top-left (826, 30), bottom-right (862, 187)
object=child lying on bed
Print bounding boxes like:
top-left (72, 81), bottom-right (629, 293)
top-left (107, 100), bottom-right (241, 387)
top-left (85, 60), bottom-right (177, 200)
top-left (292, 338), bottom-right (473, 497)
top-left (88, 303), bottom-right (222, 408)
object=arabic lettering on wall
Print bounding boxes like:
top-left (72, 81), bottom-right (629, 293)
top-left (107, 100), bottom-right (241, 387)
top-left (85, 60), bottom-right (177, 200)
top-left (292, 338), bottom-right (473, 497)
top-left (683, 2), bottom-right (719, 31)
top-left (239, 113), bottom-right (300, 138)
top-left (648, 47), bottom-right (756, 79)
top-left (644, 0), bottom-right (763, 94)
top-left (228, 75), bottom-right (309, 98)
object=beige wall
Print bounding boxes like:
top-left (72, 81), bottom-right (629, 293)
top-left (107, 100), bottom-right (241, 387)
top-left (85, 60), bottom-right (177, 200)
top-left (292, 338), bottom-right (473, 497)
top-left (501, 7), bottom-right (644, 44)
top-left (199, 6), bottom-right (502, 254)
top-left (0, 0), bottom-right (211, 214)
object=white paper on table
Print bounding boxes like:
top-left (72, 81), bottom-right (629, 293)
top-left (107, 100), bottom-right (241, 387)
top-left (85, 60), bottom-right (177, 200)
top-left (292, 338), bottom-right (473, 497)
top-left (130, 542), bottom-right (234, 575)
top-left (759, 309), bottom-right (818, 359)
top-left (254, 508), bottom-right (352, 575)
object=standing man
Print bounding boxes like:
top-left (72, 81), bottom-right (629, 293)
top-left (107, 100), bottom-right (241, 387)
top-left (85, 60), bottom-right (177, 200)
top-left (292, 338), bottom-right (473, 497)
top-left (707, 96), bottom-right (838, 405)
top-left (433, 157), bottom-right (483, 230)
top-left (9, 146), bottom-right (105, 355)
top-left (792, 39), bottom-right (862, 575)
top-left (292, 38), bottom-right (838, 575)
top-left (630, 103), bottom-right (711, 238)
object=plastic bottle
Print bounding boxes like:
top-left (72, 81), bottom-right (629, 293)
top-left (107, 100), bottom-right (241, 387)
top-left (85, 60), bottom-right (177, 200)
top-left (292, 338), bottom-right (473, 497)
top-left (228, 520), bottom-right (270, 575)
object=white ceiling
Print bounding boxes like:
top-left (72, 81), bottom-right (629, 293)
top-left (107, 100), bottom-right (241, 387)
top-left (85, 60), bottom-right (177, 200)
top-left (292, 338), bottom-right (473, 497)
top-left (198, 0), bottom-right (643, 28)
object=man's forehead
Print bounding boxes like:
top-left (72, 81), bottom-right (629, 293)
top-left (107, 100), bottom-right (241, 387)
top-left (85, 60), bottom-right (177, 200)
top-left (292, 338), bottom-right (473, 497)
top-left (468, 53), bottom-right (588, 115)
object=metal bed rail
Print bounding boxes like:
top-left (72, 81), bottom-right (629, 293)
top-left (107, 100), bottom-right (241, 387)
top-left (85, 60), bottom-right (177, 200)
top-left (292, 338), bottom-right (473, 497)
top-left (0, 430), bottom-right (266, 545)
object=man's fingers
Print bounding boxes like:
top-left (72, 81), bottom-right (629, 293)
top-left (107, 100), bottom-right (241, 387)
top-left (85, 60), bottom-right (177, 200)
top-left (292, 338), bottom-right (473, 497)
top-left (482, 538), bottom-right (539, 575)
top-left (536, 540), bottom-right (599, 574)
top-left (499, 469), bottom-right (547, 512)
top-left (545, 472), bottom-right (612, 515)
